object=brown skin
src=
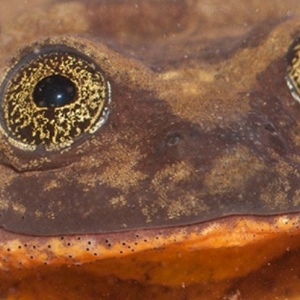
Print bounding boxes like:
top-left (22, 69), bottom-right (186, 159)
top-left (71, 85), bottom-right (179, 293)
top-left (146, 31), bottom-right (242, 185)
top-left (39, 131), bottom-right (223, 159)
top-left (1, 0), bottom-right (300, 299)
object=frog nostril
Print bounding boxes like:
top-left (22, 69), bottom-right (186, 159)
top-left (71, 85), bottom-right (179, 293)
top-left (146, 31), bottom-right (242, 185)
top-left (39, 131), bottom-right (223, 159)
top-left (264, 122), bottom-right (277, 134)
top-left (166, 132), bottom-right (182, 147)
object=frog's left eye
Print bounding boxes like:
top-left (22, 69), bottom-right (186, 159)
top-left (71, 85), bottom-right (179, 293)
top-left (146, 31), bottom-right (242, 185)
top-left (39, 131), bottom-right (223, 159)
top-left (286, 37), bottom-right (300, 103)
top-left (0, 44), bottom-right (111, 151)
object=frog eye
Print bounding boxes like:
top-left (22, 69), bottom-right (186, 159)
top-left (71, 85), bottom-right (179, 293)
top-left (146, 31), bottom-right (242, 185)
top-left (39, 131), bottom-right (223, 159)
top-left (0, 43), bottom-right (111, 151)
top-left (286, 37), bottom-right (300, 103)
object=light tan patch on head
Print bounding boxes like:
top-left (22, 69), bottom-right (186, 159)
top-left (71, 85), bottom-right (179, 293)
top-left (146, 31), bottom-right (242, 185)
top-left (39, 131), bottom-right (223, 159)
top-left (290, 122), bottom-right (300, 148)
top-left (98, 144), bottom-right (147, 190)
top-left (76, 171), bottom-right (99, 191)
top-left (292, 189), bottom-right (300, 207)
top-left (140, 161), bottom-right (208, 222)
top-left (0, 164), bottom-right (18, 210)
top-left (166, 160), bottom-right (194, 182)
top-left (151, 161), bottom-right (194, 193)
top-left (109, 195), bottom-right (127, 208)
top-left (0, 199), bottom-right (8, 211)
top-left (261, 181), bottom-right (291, 211)
top-left (32, 199), bottom-right (66, 221)
top-left (164, 194), bottom-right (206, 220)
top-left (204, 146), bottom-right (265, 195)
top-left (261, 161), bottom-right (297, 210)
top-left (11, 202), bottom-right (26, 215)
top-left (44, 179), bottom-right (60, 192)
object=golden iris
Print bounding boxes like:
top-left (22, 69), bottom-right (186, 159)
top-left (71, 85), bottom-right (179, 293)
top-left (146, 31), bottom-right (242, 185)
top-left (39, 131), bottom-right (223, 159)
top-left (286, 37), bottom-right (300, 103)
top-left (0, 44), bottom-right (111, 151)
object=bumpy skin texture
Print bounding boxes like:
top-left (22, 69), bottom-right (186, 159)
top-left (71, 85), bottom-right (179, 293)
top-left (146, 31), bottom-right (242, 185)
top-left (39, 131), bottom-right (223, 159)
top-left (1, 1), bottom-right (300, 299)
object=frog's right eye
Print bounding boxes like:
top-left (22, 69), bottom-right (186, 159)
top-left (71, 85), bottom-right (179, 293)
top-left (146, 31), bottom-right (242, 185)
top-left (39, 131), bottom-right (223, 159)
top-left (286, 37), bottom-right (300, 103)
top-left (0, 41), bottom-right (111, 151)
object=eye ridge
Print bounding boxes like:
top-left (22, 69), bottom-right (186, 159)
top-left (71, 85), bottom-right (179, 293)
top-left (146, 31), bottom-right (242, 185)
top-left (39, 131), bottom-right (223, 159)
top-left (0, 44), bottom-right (111, 151)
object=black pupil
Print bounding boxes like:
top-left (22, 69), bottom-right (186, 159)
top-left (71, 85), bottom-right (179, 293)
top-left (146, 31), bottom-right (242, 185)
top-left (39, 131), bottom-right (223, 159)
top-left (33, 75), bottom-right (76, 107)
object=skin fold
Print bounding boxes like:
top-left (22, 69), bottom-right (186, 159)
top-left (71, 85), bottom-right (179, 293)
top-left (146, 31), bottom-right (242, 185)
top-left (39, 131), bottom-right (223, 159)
top-left (0, 0), bottom-right (300, 299)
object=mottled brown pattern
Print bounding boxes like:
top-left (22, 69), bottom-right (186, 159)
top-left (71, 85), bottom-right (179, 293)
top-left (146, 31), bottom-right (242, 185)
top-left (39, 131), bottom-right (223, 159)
top-left (0, 0), bottom-right (300, 299)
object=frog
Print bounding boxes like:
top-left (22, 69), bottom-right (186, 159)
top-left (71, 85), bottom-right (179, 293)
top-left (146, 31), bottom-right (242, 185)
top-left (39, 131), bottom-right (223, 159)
top-left (1, 0), bottom-right (300, 299)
